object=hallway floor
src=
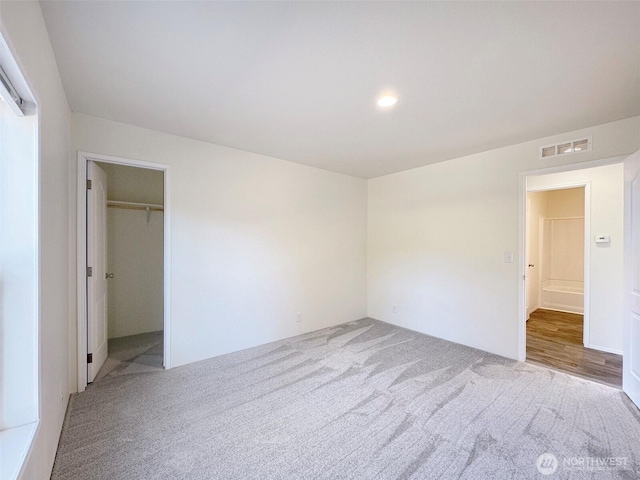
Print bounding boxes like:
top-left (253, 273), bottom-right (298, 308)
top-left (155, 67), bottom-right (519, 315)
top-left (94, 331), bottom-right (164, 382)
top-left (526, 309), bottom-right (622, 388)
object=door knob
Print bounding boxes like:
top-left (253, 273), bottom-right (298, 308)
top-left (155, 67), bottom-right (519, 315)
top-left (105, 273), bottom-right (114, 279)
top-left (528, 264), bottom-right (535, 268)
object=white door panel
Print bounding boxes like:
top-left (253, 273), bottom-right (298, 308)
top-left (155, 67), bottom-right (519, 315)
top-left (87, 161), bottom-right (108, 382)
top-left (525, 198), bottom-right (531, 317)
top-left (624, 149), bottom-right (640, 408)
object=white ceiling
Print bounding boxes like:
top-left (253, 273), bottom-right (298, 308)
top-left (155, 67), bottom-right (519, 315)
top-left (41, 1), bottom-right (640, 179)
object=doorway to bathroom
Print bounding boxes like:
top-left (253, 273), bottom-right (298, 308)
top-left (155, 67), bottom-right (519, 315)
top-left (522, 162), bottom-right (624, 388)
top-left (526, 187), bottom-right (586, 320)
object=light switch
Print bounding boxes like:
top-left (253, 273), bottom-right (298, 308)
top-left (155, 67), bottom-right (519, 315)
top-left (504, 251), bottom-right (514, 263)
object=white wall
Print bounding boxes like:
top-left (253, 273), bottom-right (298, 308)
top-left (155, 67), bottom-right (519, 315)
top-left (0, 1), bottom-right (72, 479)
top-left (368, 116), bottom-right (640, 360)
top-left (71, 113), bottom-right (368, 370)
top-left (98, 161), bottom-right (164, 205)
top-left (107, 208), bottom-right (164, 338)
top-left (547, 188), bottom-right (585, 218)
top-left (528, 164), bottom-right (624, 353)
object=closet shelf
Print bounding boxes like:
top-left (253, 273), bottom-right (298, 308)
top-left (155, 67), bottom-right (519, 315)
top-left (107, 200), bottom-right (164, 212)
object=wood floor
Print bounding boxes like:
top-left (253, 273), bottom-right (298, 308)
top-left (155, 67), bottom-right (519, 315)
top-left (526, 309), bottom-right (622, 388)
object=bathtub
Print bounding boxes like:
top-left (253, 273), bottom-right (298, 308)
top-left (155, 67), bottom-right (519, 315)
top-left (541, 280), bottom-right (584, 314)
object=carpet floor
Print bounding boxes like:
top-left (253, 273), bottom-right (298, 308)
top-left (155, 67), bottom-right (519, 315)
top-left (52, 318), bottom-right (640, 479)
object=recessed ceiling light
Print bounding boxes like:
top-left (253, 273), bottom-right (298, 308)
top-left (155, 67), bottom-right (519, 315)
top-left (377, 95), bottom-right (398, 107)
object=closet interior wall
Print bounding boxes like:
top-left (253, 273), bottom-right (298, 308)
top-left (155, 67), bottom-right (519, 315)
top-left (96, 162), bottom-right (164, 339)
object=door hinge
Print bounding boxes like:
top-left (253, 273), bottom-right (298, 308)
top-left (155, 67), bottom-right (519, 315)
top-left (87, 266), bottom-right (93, 277)
top-left (87, 353), bottom-right (93, 364)
top-left (87, 179), bottom-right (92, 190)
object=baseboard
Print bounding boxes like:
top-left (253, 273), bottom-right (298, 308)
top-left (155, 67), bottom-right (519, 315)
top-left (585, 343), bottom-right (623, 356)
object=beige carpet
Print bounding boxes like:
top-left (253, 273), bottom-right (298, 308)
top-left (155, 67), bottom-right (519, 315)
top-left (53, 319), bottom-right (640, 479)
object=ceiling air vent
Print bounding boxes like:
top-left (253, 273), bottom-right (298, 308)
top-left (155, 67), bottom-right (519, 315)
top-left (539, 136), bottom-right (592, 159)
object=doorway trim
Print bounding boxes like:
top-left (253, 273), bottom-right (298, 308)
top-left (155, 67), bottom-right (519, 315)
top-left (76, 151), bottom-right (171, 392)
top-left (517, 155), bottom-right (626, 362)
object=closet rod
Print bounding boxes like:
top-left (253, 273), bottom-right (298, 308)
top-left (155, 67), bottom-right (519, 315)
top-left (106, 200), bottom-right (164, 212)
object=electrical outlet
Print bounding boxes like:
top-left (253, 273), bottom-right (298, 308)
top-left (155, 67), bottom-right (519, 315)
top-left (296, 312), bottom-right (301, 323)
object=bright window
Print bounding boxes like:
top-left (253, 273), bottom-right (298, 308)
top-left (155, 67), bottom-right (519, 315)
top-left (0, 32), bottom-right (39, 480)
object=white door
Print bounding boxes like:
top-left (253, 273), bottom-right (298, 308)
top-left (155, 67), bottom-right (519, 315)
top-left (624, 149), bottom-right (640, 408)
top-left (525, 198), bottom-right (532, 319)
top-left (87, 161), bottom-right (109, 382)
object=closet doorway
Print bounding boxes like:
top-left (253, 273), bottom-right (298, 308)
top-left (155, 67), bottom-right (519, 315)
top-left (77, 152), bottom-right (171, 391)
